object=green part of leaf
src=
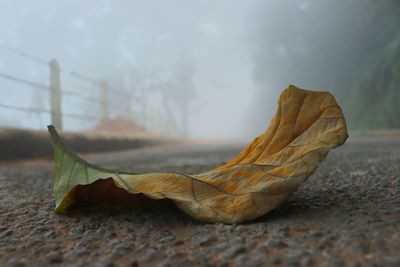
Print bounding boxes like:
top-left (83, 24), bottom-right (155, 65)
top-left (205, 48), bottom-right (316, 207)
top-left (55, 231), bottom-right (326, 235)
top-left (48, 125), bottom-right (132, 212)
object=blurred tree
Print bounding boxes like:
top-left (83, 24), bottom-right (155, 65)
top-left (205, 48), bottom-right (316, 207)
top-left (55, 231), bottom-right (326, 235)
top-left (348, 0), bottom-right (400, 129)
top-left (251, 0), bottom-right (400, 130)
top-left (157, 59), bottom-right (197, 137)
top-left (168, 59), bottom-right (196, 137)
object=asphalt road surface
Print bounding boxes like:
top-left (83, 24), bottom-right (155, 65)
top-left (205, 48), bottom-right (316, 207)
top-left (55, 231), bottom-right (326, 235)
top-left (0, 139), bottom-right (399, 267)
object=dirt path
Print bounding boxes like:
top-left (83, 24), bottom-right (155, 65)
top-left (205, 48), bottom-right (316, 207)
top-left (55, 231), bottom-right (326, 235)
top-left (0, 140), bottom-right (399, 266)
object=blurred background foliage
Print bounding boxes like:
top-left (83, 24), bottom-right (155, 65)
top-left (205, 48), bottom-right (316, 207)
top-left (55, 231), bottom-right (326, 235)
top-left (251, 0), bottom-right (400, 131)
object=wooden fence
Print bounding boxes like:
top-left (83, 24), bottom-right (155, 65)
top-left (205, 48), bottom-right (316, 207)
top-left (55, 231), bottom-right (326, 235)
top-left (0, 43), bottom-right (175, 135)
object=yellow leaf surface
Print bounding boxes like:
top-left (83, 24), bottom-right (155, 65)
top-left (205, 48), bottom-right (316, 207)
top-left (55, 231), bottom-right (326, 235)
top-left (49, 85), bottom-right (348, 223)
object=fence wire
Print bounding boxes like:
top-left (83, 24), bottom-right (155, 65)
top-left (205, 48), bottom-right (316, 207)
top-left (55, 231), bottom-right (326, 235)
top-left (0, 43), bottom-right (48, 66)
top-left (0, 103), bottom-right (98, 121)
top-left (0, 43), bottom-right (111, 124)
top-left (0, 43), bottom-right (129, 95)
top-left (0, 71), bottom-right (101, 113)
top-left (0, 72), bottom-right (48, 91)
top-left (0, 42), bottom-right (173, 134)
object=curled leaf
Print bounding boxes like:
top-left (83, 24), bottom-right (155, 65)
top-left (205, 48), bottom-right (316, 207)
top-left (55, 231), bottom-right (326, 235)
top-left (49, 85), bottom-right (348, 224)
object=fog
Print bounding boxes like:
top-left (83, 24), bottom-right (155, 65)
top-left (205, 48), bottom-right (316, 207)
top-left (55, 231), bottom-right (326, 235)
top-left (0, 0), bottom-right (399, 140)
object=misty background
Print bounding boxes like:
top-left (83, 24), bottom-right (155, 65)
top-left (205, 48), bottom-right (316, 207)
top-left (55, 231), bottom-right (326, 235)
top-left (0, 0), bottom-right (399, 140)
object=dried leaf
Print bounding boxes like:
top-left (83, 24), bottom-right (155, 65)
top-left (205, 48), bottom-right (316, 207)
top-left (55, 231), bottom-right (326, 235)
top-left (49, 85), bottom-right (348, 223)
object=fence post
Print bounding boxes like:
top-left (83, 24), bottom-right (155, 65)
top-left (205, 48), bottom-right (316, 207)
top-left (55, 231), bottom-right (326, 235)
top-left (49, 59), bottom-right (62, 130)
top-left (99, 80), bottom-right (109, 123)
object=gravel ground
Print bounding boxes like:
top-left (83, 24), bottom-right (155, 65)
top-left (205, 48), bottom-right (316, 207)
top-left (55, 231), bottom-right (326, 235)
top-left (0, 139), bottom-right (399, 267)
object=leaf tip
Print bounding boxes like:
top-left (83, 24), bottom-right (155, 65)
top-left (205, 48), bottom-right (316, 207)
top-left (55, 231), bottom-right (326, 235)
top-left (47, 125), bottom-right (61, 145)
